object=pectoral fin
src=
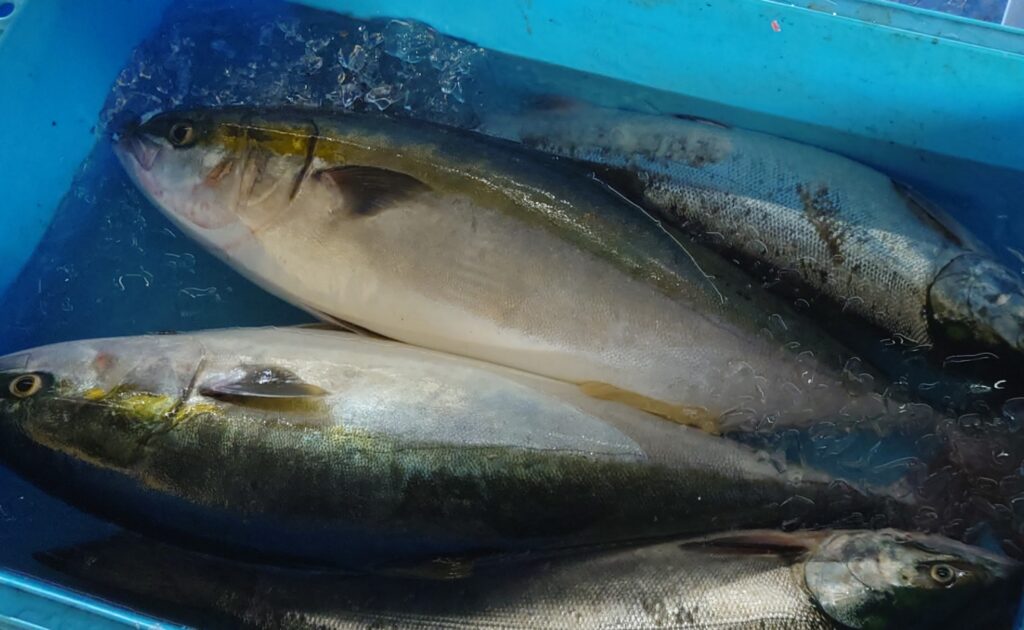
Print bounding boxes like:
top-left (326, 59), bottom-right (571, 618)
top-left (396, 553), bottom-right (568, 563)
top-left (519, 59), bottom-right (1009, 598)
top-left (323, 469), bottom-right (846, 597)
top-left (316, 165), bottom-right (430, 216)
top-left (200, 365), bottom-right (328, 400)
top-left (578, 381), bottom-right (720, 434)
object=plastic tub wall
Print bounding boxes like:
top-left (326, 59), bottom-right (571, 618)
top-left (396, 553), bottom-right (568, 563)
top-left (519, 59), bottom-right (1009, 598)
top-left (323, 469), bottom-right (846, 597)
top-left (0, 0), bottom-right (1022, 625)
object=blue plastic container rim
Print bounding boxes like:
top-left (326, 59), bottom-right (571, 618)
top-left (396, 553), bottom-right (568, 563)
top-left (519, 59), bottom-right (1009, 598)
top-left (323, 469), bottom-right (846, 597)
top-left (0, 569), bottom-right (188, 629)
top-left (0, 0), bottom-right (1022, 626)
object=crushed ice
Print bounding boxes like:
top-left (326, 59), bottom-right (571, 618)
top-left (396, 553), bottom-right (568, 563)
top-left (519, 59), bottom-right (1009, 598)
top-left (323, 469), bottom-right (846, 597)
top-left (102, 2), bottom-right (486, 134)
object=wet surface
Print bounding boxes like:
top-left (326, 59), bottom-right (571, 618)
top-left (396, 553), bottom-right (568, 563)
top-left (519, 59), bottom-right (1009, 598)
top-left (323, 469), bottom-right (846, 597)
top-left (0, 0), bottom-right (1023, 625)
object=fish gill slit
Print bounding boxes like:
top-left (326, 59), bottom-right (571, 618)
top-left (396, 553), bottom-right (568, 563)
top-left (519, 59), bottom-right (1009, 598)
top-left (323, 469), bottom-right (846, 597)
top-left (234, 125), bottom-right (251, 218)
top-left (157, 354), bottom-right (208, 435)
top-left (246, 149), bottom-right (270, 201)
top-left (290, 120), bottom-right (319, 201)
top-left (204, 156), bottom-right (235, 186)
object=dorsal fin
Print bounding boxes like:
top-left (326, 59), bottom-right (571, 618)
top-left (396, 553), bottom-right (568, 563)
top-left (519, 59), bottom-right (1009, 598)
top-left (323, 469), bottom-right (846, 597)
top-left (891, 180), bottom-right (984, 253)
top-left (671, 113), bottom-right (731, 129)
top-left (305, 308), bottom-right (392, 340)
top-left (679, 529), bottom-right (828, 558)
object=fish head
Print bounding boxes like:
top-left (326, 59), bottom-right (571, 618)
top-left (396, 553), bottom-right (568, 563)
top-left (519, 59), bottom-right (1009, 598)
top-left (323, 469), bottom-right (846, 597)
top-left (0, 335), bottom-right (205, 473)
top-left (114, 109), bottom-right (317, 248)
top-left (929, 253), bottom-right (1024, 365)
top-left (805, 529), bottom-right (1023, 629)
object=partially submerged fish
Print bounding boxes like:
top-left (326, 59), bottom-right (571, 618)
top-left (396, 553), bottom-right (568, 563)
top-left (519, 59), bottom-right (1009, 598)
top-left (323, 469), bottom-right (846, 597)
top-left (0, 328), bottom-right (911, 569)
top-left (40, 529), bottom-right (1022, 629)
top-left (116, 107), bottom-right (921, 433)
top-left (480, 105), bottom-right (1024, 391)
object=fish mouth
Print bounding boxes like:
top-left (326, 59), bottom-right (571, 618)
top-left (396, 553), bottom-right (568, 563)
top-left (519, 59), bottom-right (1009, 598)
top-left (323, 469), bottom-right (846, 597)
top-left (989, 553), bottom-right (1024, 583)
top-left (116, 133), bottom-right (162, 172)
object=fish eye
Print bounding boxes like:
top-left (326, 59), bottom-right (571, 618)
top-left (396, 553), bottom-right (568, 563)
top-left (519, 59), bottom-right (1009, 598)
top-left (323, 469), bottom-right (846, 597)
top-left (9, 374), bottom-right (43, 398)
top-left (929, 563), bottom-right (957, 585)
top-left (167, 121), bottom-right (196, 148)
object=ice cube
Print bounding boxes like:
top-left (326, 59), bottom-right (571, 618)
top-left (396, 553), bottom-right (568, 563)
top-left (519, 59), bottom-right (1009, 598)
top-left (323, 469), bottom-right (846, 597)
top-left (366, 85), bottom-right (398, 110)
top-left (383, 20), bottom-right (435, 64)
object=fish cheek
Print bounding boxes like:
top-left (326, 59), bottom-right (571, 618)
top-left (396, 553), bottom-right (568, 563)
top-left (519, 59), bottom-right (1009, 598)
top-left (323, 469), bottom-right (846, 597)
top-left (21, 396), bottom-right (166, 471)
top-left (0, 395), bottom-right (38, 437)
top-left (161, 166), bottom-right (238, 231)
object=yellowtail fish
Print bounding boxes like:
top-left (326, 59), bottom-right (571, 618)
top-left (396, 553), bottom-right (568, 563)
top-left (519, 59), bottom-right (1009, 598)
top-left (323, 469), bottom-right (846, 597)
top-left (0, 328), bottom-right (912, 569)
top-left (116, 107), bottom-right (921, 433)
top-left (40, 529), bottom-right (1022, 629)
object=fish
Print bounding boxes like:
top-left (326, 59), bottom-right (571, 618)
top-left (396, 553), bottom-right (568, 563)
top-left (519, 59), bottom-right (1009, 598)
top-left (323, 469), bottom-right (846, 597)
top-left (116, 107), bottom-right (923, 433)
top-left (38, 529), bottom-right (1023, 629)
top-left (479, 104), bottom-right (1024, 395)
top-left (0, 328), bottom-right (913, 570)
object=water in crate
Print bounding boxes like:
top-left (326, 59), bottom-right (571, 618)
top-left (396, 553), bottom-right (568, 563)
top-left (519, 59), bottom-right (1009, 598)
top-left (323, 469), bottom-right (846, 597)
top-left (1, 1), bottom-right (1023, 628)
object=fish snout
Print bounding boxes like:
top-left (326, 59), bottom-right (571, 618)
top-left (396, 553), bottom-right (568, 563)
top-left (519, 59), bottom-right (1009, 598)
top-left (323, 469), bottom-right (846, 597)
top-left (982, 545), bottom-right (1024, 583)
top-left (115, 129), bottom-right (163, 173)
top-left (0, 350), bottom-right (31, 373)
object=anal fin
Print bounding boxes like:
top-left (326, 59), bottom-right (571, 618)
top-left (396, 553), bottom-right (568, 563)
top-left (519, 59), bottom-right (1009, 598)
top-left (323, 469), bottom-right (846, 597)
top-left (378, 555), bottom-right (478, 581)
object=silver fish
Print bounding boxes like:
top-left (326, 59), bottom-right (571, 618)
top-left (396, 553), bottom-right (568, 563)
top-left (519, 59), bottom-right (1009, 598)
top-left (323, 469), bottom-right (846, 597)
top-left (115, 107), bottom-right (920, 433)
top-left (0, 328), bottom-right (911, 569)
top-left (40, 529), bottom-right (1022, 629)
top-left (480, 105), bottom-right (1024, 377)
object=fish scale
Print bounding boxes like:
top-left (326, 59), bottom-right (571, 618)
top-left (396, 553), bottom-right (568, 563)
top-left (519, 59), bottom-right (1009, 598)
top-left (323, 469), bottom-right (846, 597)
top-left (643, 180), bottom-right (939, 344)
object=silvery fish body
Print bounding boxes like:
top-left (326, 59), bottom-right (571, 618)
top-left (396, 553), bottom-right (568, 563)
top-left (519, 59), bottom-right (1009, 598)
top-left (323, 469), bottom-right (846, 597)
top-left (0, 328), bottom-right (907, 569)
top-left (41, 529), bottom-right (1022, 630)
top-left (115, 107), bottom-right (919, 432)
top-left (480, 106), bottom-right (1024, 371)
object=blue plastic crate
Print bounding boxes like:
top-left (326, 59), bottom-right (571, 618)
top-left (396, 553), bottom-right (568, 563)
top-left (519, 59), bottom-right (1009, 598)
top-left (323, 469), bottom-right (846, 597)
top-left (0, 0), bottom-right (1022, 625)
top-left (0, 570), bottom-right (184, 630)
